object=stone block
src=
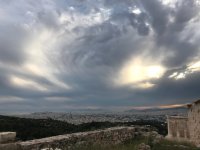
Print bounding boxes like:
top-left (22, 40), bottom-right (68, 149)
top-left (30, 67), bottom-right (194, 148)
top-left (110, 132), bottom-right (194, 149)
top-left (0, 132), bottom-right (16, 144)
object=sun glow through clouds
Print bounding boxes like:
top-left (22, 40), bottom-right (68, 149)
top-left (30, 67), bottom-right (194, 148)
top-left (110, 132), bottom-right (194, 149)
top-left (117, 57), bottom-right (165, 88)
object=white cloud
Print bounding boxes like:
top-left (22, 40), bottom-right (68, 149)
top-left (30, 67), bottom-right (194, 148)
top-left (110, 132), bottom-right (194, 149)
top-left (188, 61), bottom-right (200, 72)
top-left (169, 61), bottom-right (200, 80)
top-left (11, 76), bottom-right (48, 91)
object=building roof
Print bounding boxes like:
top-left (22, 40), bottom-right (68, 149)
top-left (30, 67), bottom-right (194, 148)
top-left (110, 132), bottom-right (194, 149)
top-left (187, 104), bottom-right (192, 108)
top-left (186, 99), bottom-right (200, 108)
top-left (194, 99), bottom-right (200, 104)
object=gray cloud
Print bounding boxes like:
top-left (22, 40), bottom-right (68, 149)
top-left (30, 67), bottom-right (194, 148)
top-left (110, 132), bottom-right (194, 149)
top-left (0, 0), bottom-right (200, 113)
top-left (142, 0), bottom-right (200, 68)
top-left (0, 24), bottom-right (28, 65)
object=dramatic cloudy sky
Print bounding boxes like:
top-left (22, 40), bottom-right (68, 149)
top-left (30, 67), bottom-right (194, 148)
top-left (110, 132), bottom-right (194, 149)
top-left (1, 0), bottom-right (200, 113)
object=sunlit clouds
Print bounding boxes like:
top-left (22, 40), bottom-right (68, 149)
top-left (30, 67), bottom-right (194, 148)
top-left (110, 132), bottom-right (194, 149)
top-left (117, 56), bottom-right (165, 88)
top-left (169, 61), bottom-right (200, 80)
top-left (11, 76), bottom-right (48, 91)
top-left (188, 61), bottom-right (200, 72)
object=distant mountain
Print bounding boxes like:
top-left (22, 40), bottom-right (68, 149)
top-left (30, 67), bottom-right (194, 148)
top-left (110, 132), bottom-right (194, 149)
top-left (144, 106), bottom-right (187, 112)
top-left (125, 106), bottom-right (188, 116)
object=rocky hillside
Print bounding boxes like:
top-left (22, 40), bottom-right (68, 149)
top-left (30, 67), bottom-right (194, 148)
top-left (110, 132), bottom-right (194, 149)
top-left (0, 115), bottom-right (167, 141)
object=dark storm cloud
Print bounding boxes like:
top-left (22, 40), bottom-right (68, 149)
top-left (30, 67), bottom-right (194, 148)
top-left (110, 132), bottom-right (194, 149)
top-left (57, 0), bottom-right (200, 107)
top-left (134, 71), bottom-right (200, 106)
top-left (104, 0), bottom-right (150, 36)
top-left (140, 0), bottom-right (199, 67)
top-left (59, 6), bottom-right (151, 68)
top-left (0, 0), bottom-right (200, 113)
top-left (61, 0), bottom-right (199, 69)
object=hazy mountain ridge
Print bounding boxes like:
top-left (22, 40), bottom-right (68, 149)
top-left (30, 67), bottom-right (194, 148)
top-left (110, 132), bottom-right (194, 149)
top-left (125, 106), bottom-right (188, 116)
top-left (126, 106), bottom-right (187, 112)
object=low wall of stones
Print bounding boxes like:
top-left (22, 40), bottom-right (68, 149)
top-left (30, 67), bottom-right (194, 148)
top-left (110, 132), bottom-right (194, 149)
top-left (0, 127), bottom-right (135, 150)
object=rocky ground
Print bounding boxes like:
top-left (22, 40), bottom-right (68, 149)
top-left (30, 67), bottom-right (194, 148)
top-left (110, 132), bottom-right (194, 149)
top-left (75, 130), bottom-right (200, 150)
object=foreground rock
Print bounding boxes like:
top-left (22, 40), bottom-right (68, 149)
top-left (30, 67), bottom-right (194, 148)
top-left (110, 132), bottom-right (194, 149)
top-left (137, 143), bottom-right (151, 150)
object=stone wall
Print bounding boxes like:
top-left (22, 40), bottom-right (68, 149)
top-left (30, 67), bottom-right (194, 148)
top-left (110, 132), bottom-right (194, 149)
top-left (166, 116), bottom-right (189, 141)
top-left (0, 127), bottom-right (135, 150)
top-left (188, 101), bottom-right (200, 146)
